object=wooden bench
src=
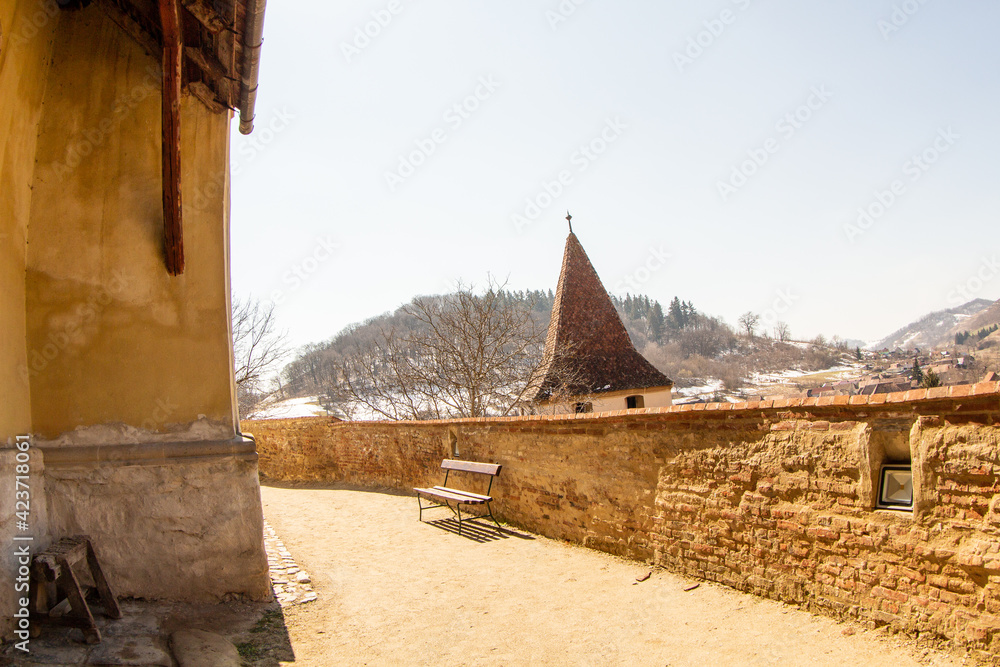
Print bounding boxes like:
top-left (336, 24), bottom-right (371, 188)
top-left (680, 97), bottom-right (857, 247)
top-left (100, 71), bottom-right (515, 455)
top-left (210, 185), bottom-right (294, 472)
top-left (414, 459), bottom-right (503, 536)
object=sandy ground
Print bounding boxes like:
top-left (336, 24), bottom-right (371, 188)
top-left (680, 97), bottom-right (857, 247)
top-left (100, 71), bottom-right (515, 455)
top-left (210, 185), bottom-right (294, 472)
top-left (261, 483), bottom-right (973, 667)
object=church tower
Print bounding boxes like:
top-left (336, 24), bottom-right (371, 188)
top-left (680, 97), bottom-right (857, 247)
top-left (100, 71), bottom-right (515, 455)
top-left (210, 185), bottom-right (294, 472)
top-left (527, 215), bottom-right (673, 413)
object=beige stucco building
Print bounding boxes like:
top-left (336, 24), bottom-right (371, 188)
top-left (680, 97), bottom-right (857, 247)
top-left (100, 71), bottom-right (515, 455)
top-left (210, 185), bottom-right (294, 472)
top-left (1, 0), bottom-right (270, 638)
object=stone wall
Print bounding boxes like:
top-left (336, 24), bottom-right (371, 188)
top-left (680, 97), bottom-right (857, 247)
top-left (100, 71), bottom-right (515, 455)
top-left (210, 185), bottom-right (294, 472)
top-left (40, 438), bottom-right (270, 602)
top-left (245, 382), bottom-right (1000, 655)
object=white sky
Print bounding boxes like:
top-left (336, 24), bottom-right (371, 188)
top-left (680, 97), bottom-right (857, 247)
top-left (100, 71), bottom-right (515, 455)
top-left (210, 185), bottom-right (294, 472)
top-left (230, 1), bottom-right (1000, 350)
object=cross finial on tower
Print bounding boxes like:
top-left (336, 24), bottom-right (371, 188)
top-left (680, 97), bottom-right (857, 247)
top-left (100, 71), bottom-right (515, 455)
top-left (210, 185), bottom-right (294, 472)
top-left (566, 211), bottom-right (573, 234)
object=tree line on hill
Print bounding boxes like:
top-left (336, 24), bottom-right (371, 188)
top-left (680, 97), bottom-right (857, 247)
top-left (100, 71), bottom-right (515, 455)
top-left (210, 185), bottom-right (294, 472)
top-left (234, 284), bottom-right (850, 419)
top-left (955, 324), bottom-right (999, 347)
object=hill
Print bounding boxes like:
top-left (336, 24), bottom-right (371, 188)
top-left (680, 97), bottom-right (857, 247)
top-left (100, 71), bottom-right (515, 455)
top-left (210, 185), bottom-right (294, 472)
top-left (947, 299), bottom-right (1000, 346)
top-left (871, 299), bottom-right (994, 350)
top-left (275, 288), bottom-right (856, 420)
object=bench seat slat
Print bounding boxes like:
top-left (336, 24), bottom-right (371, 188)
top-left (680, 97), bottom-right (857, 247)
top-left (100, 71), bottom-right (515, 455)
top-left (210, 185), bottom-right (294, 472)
top-left (414, 486), bottom-right (488, 504)
top-left (441, 459), bottom-right (501, 476)
top-left (432, 486), bottom-right (491, 502)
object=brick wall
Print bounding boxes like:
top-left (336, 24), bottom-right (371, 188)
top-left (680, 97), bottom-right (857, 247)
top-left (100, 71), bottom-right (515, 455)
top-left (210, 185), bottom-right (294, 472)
top-left (244, 382), bottom-right (1000, 655)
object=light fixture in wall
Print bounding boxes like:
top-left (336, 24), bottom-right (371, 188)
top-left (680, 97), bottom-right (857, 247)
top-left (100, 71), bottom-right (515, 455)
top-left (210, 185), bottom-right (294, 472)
top-left (876, 464), bottom-right (913, 511)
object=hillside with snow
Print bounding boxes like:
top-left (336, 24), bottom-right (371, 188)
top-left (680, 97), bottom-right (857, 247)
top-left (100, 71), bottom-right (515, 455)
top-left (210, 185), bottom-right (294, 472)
top-left (871, 299), bottom-right (994, 350)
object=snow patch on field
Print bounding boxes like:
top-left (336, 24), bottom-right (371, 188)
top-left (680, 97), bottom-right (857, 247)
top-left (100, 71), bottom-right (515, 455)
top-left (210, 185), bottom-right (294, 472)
top-left (676, 381), bottom-right (724, 397)
top-left (751, 365), bottom-right (857, 386)
top-left (250, 396), bottom-right (329, 420)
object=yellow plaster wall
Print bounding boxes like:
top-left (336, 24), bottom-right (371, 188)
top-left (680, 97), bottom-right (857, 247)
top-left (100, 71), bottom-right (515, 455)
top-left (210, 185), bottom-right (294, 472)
top-left (0, 0), bottom-right (58, 442)
top-left (537, 387), bottom-right (674, 414)
top-left (23, 6), bottom-right (236, 437)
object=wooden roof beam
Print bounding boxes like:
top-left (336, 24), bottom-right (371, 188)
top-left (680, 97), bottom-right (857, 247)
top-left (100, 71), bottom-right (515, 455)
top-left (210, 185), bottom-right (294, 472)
top-left (159, 0), bottom-right (184, 275)
top-left (186, 81), bottom-right (227, 114)
top-left (180, 0), bottom-right (226, 34)
top-left (97, 0), bottom-right (159, 57)
top-left (184, 46), bottom-right (227, 82)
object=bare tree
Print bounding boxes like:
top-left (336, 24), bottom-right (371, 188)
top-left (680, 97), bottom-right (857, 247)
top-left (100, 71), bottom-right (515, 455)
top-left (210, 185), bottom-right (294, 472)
top-left (738, 311), bottom-right (760, 339)
top-left (337, 326), bottom-right (432, 420)
top-left (232, 296), bottom-right (289, 417)
top-left (337, 279), bottom-right (546, 419)
top-left (774, 321), bottom-right (791, 342)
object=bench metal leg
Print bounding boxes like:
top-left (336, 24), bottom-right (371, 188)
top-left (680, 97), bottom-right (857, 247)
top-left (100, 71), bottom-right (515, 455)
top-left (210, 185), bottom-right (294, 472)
top-left (418, 496), bottom-right (461, 524)
top-left (484, 502), bottom-right (503, 536)
top-left (417, 496), bottom-right (448, 522)
top-left (417, 494), bottom-right (502, 537)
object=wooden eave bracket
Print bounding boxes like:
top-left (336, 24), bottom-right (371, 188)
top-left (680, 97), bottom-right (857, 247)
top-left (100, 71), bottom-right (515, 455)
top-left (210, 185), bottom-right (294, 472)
top-left (159, 0), bottom-right (184, 275)
top-left (180, 0), bottom-right (226, 33)
top-left (97, 0), bottom-right (159, 57)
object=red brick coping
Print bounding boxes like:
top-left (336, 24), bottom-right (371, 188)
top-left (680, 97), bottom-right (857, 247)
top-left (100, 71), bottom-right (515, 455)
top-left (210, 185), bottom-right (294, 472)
top-left (255, 381), bottom-right (1000, 426)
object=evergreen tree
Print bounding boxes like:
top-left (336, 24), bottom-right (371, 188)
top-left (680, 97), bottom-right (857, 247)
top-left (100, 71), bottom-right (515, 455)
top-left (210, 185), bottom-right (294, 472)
top-left (649, 302), bottom-right (665, 343)
top-left (922, 369), bottom-right (941, 388)
top-left (911, 357), bottom-right (924, 384)
top-left (855, 346), bottom-right (862, 361)
top-left (683, 300), bottom-right (696, 322)
top-left (668, 297), bottom-right (684, 331)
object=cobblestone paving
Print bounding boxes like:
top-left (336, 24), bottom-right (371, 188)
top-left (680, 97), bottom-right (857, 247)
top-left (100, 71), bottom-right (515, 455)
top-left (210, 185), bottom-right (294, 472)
top-left (264, 520), bottom-right (318, 606)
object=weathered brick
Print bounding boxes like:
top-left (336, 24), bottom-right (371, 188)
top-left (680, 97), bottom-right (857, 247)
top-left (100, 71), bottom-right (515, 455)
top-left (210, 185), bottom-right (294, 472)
top-left (807, 526), bottom-right (839, 541)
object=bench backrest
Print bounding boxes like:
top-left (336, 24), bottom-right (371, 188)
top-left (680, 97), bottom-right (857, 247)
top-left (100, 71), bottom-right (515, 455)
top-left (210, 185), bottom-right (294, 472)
top-left (441, 459), bottom-right (501, 477)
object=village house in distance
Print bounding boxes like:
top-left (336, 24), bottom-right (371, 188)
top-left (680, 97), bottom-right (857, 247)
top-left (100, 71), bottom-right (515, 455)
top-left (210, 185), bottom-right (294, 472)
top-left (526, 215), bottom-right (673, 414)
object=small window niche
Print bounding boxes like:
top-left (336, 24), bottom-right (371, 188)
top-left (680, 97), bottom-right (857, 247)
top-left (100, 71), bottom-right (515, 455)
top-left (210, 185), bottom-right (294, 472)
top-left (626, 395), bottom-right (644, 409)
top-left (864, 429), bottom-right (915, 513)
top-left (574, 402), bottom-right (592, 414)
top-left (876, 464), bottom-right (913, 511)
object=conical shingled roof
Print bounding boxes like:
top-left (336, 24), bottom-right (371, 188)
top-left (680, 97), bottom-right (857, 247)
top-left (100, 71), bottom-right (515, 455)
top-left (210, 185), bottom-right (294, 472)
top-left (528, 231), bottom-right (673, 403)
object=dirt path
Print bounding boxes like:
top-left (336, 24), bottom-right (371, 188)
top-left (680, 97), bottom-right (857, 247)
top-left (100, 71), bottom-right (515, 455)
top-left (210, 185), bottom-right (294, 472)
top-left (261, 483), bottom-right (970, 666)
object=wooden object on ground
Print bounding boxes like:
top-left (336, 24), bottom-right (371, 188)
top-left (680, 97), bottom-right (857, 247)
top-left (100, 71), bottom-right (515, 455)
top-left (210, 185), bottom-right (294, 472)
top-left (29, 536), bottom-right (122, 644)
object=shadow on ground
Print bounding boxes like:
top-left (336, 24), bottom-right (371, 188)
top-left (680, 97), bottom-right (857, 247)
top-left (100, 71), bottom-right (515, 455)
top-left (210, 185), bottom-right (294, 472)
top-left (0, 595), bottom-right (296, 666)
top-left (260, 478), bottom-right (413, 498)
top-left (424, 517), bottom-right (536, 543)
